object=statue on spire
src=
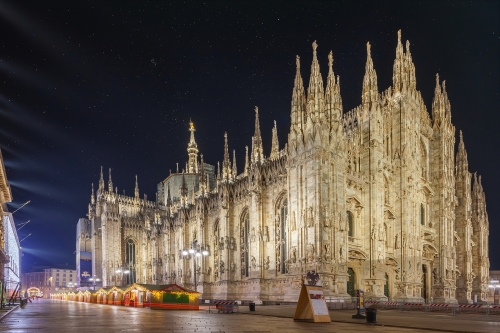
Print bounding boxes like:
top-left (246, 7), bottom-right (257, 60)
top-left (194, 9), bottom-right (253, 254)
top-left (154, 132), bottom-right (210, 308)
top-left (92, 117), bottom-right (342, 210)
top-left (108, 168), bottom-right (113, 192)
top-left (251, 107), bottom-right (264, 164)
top-left (270, 120), bottom-right (279, 161)
top-left (99, 166), bottom-right (104, 191)
top-left (135, 175), bottom-right (139, 198)
top-left (187, 119), bottom-right (199, 173)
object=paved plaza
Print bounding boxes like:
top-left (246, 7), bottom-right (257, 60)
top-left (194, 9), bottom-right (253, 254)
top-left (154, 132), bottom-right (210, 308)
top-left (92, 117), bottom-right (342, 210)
top-left (1, 300), bottom-right (500, 332)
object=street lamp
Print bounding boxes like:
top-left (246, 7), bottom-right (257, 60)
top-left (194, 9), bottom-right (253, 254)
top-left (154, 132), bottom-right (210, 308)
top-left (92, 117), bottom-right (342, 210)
top-left (181, 240), bottom-right (209, 292)
top-left (88, 275), bottom-right (100, 291)
top-left (115, 267), bottom-right (130, 286)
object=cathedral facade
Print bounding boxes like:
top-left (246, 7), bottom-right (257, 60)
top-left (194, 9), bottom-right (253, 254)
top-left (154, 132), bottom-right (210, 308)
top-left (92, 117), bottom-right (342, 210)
top-left (78, 31), bottom-right (490, 303)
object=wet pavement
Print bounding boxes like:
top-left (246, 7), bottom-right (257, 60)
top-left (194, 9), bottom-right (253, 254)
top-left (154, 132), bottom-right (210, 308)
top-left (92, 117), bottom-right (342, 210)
top-left (0, 299), bottom-right (430, 332)
top-left (240, 304), bottom-right (500, 332)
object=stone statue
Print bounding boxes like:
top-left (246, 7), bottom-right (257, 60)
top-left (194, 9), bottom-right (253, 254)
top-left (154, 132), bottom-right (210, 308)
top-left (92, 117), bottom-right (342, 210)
top-left (307, 207), bottom-right (314, 227)
top-left (290, 247), bottom-right (297, 263)
top-left (379, 223), bottom-right (386, 242)
top-left (371, 225), bottom-right (377, 240)
top-left (263, 256), bottom-right (270, 270)
top-left (306, 244), bottom-right (315, 262)
top-left (250, 227), bottom-right (256, 242)
top-left (323, 244), bottom-right (332, 261)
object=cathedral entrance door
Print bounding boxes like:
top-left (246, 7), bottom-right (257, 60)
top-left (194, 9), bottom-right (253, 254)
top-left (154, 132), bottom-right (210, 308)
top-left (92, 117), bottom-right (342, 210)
top-left (384, 274), bottom-right (389, 298)
top-left (347, 268), bottom-right (355, 297)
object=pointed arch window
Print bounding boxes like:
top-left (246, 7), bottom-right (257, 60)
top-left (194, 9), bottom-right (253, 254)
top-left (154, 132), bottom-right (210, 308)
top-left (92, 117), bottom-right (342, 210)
top-left (214, 219), bottom-right (220, 246)
top-left (242, 213), bottom-right (250, 277)
top-left (347, 211), bottom-right (354, 237)
top-left (420, 141), bottom-right (428, 180)
top-left (384, 177), bottom-right (389, 204)
top-left (280, 199), bottom-right (288, 274)
top-left (420, 204), bottom-right (425, 226)
top-left (125, 239), bottom-right (136, 284)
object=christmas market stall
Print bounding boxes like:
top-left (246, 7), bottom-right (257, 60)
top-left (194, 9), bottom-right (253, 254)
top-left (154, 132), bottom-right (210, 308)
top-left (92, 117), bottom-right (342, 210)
top-left (150, 284), bottom-right (200, 310)
top-left (106, 286), bottom-right (125, 305)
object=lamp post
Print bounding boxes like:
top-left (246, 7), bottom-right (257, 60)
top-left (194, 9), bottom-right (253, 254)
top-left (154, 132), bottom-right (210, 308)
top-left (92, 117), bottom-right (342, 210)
top-left (115, 267), bottom-right (130, 286)
top-left (181, 240), bottom-right (209, 292)
top-left (88, 275), bottom-right (100, 291)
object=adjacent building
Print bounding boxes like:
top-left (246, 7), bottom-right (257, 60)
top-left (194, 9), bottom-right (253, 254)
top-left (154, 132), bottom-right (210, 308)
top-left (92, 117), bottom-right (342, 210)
top-left (0, 149), bottom-right (21, 298)
top-left (3, 213), bottom-right (21, 296)
top-left (78, 31), bottom-right (490, 304)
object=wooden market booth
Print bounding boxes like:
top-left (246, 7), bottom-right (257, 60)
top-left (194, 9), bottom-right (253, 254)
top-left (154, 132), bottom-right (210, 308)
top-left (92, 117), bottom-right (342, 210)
top-left (121, 283), bottom-right (199, 309)
top-left (150, 284), bottom-right (200, 310)
top-left (106, 286), bottom-right (125, 305)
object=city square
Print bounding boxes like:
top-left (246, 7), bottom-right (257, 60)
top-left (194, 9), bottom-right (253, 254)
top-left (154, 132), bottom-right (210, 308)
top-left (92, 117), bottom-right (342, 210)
top-left (2, 299), bottom-right (500, 332)
top-left (0, 1), bottom-right (498, 332)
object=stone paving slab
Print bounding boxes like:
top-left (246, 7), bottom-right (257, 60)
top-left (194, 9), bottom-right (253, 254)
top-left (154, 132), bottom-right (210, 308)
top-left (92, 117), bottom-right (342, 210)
top-left (0, 299), bottom-right (430, 333)
top-left (239, 304), bottom-right (500, 332)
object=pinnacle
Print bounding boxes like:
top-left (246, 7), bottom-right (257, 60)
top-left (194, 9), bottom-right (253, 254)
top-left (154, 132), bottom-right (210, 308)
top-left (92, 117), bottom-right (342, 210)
top-left (312, 40), bottom-right (318, 58)
top-left (435, 74), bottom-right (441, 95)
top-left (328, 51), bottom-right (333, 75)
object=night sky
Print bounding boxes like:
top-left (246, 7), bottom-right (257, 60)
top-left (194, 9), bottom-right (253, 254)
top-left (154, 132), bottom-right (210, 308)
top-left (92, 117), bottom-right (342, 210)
top-left (1, 1), bottom-right (498, 271)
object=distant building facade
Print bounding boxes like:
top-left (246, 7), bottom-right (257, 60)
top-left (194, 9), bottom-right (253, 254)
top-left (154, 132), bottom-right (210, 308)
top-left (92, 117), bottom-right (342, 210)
top-left (79, 31), bottom-right (490, 304)
top-left (75, 218), bottom-right (93, 288)
top-left (22, 268), bottom-right (77, 298)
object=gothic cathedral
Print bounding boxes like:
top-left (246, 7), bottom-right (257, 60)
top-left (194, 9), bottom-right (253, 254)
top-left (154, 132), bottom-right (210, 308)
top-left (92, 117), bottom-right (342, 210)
top-left (78, 31), bottom-right (490, 303)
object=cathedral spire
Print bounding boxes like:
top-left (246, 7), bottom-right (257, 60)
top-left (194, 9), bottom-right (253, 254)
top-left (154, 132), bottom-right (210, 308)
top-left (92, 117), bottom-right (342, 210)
top-left (362, 42), bottom-right (378, 110)
top-left (392, 30), bottom-right (416, 92)
top-left (251, 107), bottom-right (264, 164)
top-left (108, 168), bottom-right (113, 192)
top-left (91, 183), bottom-right (95, 204)
top-left (99, 166), bottom-right (104, 191)
top-left (270, 120), bottom-right (279, 160)
top-left (432, 73), bottom-right (444, 127)
top-left (199, 154), bottom-right (207, 194)
top-left (135, 175), bottom-right (139, 198)
top-left (232, 149), bottom-right (237, 179)
top-left (324, 50), bottom-right (342, 126)
top-left (442, 80), bottom-right (452, 120)
top-left (291, 55), bottom-right (306, 129)
top-left (307, 40), bottom-right (324, 122)
top-left (187, 119), bottom-right (199, 173)
top-left (432, 74), bottom-right (452, 128)
top-left (244, 146), bottom-right (249, 176)
top-left (222, 132), bottom-right (232, 180)
top-left (456, 131), bottom-right (468, 175)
